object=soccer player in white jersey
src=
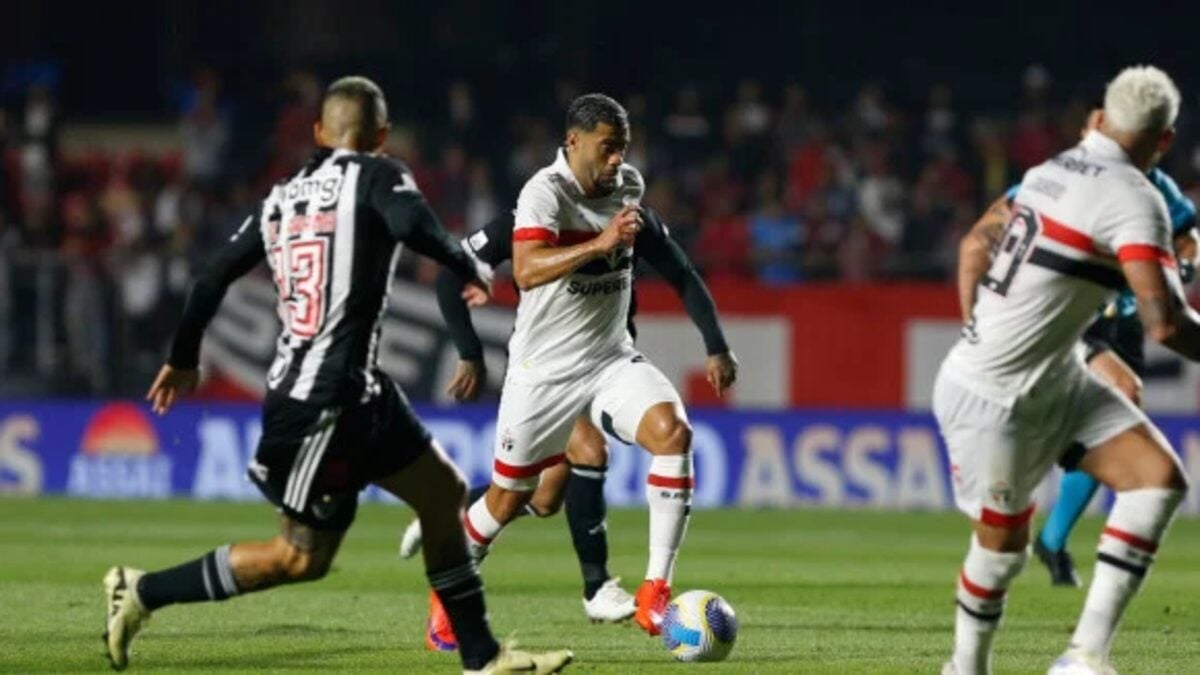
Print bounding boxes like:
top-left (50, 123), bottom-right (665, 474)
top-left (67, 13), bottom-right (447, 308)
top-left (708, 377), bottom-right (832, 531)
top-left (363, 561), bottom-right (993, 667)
top-left (936, 65), bottom-right (1194, 675)
top-left (431, 93), bottom-right (694, 639)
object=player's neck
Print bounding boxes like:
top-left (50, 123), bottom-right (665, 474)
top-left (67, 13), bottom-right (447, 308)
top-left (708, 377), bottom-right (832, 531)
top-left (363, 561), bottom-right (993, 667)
top-left (564, 149), bottom-right (601, 198)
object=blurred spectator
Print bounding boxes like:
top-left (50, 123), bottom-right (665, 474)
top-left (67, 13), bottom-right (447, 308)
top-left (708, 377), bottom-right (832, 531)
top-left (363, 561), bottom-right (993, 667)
top-left (857, 146), bottom-right (905, 247)
top-left (180, 69), bottom-right (230, 187)
top-left (748, 174), bottom-right (803, 284)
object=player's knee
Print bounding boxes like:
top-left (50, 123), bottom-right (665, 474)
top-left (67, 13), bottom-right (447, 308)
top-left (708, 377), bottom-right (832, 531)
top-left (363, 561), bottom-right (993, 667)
top-left (655, 418), bottom-right (692, 456)
top-left (566, 438), bottom-right (607, 467)
top-left (974, 523), bottom-right (1029, 553)
top-left (277, 545), bottom-right (333, 582)
top-left (529, 494), bottom-right (563, 517)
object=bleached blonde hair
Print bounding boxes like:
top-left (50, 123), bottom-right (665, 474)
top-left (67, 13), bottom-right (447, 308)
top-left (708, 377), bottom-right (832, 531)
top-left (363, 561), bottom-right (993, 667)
top-left (1103, 65), bottom-right (1181, 133)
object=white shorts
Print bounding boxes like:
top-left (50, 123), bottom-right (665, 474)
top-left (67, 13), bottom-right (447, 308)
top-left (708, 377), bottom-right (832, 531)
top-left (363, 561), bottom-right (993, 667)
top-left (932, 363), bottom-right (1147, 526)
top-left (492, 352), bottom-right (684, 490)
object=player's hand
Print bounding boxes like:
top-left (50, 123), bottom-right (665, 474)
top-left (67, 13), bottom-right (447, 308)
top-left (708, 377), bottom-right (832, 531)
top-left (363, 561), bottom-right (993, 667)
top-left (595, 204), bottom-right (641, 253)
top-left (446, 359), bottom-right (487, 402)
top-left (146, 364), bottom-right (200, 415)
top-left (463, 281), bottom-right (491, 308)
top-left (706, 351), bottom-right (739, 398)
top-left (1088, 349), bottom-right (1143, 407)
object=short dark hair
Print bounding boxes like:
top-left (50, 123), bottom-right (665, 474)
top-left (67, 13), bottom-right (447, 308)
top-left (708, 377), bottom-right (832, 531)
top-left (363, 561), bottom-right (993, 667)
top-left (324, 76), bottom-right (389, 133)
top-left (566, 93), bottom-right (628, 133)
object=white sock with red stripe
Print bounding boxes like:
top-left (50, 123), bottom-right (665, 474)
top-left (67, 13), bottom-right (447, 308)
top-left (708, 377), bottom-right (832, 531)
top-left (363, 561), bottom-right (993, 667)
top-left (952, 536), bottom-right (1028, 675)
top-left (645, 453), bottom-right (693, 583)
top-left (463, 497), bottom-right (504, 561)
top-left (1070, 487), bottom-right (1182, 657)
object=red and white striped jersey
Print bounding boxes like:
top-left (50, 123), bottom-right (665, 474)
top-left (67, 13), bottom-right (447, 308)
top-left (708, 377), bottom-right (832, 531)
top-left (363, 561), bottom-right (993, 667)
top-left (508, 149), bottom-right (644, 384)
top-left (943, 130), bottom-right (1175, 404)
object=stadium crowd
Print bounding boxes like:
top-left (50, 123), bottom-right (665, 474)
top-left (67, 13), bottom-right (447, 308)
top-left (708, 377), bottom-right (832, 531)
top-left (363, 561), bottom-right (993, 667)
top-left (2, 66), bottom-right (1200, 394)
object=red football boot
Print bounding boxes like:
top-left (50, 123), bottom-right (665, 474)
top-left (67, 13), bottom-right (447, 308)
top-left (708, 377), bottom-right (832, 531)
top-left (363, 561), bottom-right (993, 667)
top-left (425, 589), bottom-right (458, 651)
top-left (633, 578), bottom-right (671, 636)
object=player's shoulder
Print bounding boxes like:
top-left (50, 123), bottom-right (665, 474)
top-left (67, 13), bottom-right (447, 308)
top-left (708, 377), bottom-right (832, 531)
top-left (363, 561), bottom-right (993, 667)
top-left (346, 153), bottom-right (413, 179)
top-left (519, 163), bottom-right (564, 202)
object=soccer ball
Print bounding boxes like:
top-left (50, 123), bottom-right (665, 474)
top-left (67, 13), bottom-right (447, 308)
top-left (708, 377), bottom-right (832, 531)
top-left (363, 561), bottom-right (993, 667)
top-left (660, 590), bottom-right (738, 662)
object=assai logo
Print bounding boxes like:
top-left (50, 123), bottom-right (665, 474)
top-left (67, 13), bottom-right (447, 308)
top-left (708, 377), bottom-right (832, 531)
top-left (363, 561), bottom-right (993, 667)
top-left (66, 403), bottom-right (172, 498)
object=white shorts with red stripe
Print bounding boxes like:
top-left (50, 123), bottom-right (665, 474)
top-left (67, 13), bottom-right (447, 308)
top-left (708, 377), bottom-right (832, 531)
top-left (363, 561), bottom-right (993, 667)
top-left (491, 349), bottom-right (684, 490)
top-left (933, 359), bottom-right (1149, 524)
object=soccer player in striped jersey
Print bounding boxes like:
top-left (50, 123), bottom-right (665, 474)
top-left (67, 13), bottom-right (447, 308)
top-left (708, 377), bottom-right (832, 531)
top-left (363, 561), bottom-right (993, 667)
top-left (102, 76), bottom-right (573, 675)
top-left (940, 66), bottom-right (1193, 674)
top-left (964, 106), bottom-right (1198, 589)
top-left (401, 205), bottom-right (735, 639)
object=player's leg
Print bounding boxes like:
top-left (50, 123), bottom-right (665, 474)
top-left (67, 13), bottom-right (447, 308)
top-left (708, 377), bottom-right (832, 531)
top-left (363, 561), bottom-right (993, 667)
top-left (372, 381), bottom-right (573, 671)
top-left (1032, 463), bottom-right (1099, 586)
top-left (561, 417), bottom-right (633, 621)
top-left (1036, 349), bottom-right (1141, 587)
top-left (398, 472), bottom-right (554, 561)
top-left (933, 373), bottom-right (1056, 675)
top-left (103, 514), bottom-right (346, 670)
top-left (1049, 420), bottom-right (1188, 672)
top-left (103, 400), bottom-right (354, 670)
top-left (464, 379), bottom-right (583, 560)
top-left (590, 356), bottom-right (691, 636)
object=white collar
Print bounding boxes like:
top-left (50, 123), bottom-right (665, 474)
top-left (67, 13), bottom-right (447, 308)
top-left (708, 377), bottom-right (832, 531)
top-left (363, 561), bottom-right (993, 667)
top-left (1080, 130), bottom-right (1133, 164)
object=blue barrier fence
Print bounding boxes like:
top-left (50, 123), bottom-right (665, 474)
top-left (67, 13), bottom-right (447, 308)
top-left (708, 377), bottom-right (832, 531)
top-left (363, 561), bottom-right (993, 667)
top-left (2, 401), bottom-right (1198, 515)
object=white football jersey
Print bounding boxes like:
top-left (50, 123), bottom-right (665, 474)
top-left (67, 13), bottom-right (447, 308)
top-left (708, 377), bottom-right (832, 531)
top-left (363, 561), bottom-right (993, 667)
top-left (943, 131), bottom-right (1175, 404)
top-left (507, 149), bottom-right (645, 384)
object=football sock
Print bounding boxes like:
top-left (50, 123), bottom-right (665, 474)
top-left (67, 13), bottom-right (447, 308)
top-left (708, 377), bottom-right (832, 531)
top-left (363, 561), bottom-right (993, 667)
top-left (565, 463), bottom-right (610, 600)
top-left (463, 497), bottom-right (504, 561)
top-left (427, 560), bottom-right (500, 670)
top-left (1071, 488), bottom-right (1182, 656)
top-left (645, 453), bottom-right (693, 583)
top-left (953, 536), bottom-right (1027, 675)
top-left (1039, 470), bottom-right (1100, 553)
top-left (137, 544), bottom-right (241, 611)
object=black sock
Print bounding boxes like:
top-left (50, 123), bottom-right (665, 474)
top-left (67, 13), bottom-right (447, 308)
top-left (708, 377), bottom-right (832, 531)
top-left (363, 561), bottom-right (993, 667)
top-left (137, 545), bottom-right (240, 611)
top-left (565, 464), bottom-right (609, 600)
top-left (468, 484), bottom-right (536, 519)
top-left (428, 561), bottom-right (500, 670)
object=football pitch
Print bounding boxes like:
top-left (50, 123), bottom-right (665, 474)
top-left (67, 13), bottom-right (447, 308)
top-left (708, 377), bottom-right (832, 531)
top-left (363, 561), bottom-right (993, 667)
top-left (1, 499), bottom-right (1197, 673)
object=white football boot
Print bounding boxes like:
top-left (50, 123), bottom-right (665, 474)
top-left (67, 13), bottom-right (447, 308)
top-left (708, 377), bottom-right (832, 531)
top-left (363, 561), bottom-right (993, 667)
top-left (582, 577), bottom-right (635, 622)
top-left (1048, 648), bottom-right (1117, 675)
top-left (399, 519), bottom-right (423, 559)
top-left (103, 566), bottom-right (150, 671)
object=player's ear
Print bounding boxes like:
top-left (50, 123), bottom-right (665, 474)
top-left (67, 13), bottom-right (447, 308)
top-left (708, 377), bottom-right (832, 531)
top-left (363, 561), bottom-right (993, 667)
top-left (565, 129), bottom-right (578, 151)
top-left (374, 123), bottom-right (390, 153)
top-left (313, 121), bottom-right (324, 147)
top-left (1159, 127), bottom-right (1176, 154)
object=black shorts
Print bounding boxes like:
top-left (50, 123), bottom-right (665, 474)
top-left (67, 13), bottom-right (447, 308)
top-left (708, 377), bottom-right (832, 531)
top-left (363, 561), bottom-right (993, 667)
top-left (249, 381), bottom-right (432, 531)
top-left (1082, 312), bottom-right (1145, 377)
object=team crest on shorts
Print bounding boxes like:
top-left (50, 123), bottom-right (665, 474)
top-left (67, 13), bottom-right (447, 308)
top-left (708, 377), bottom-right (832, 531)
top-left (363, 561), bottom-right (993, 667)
top-left (989, 481), bottom-right (1013, 507)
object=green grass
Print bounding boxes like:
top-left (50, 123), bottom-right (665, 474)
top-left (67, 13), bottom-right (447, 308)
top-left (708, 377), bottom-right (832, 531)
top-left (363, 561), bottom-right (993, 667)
top-left (0, 499), bottom-right (1197, 673)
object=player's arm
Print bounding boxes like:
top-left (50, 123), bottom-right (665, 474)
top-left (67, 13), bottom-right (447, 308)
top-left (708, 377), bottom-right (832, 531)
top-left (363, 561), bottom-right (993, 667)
top-left (1126, 255), bottom-right (1200, 360)
top-left (149, 214), bottom-right (265, 414)
top-left (434, 215), bottom-right (513, 401)
top-left (958, 194), bottom-right (1011, 322)
top-left (634, 207), bottom-right (737, 396)
top-left (1080, 317), bottom-right (1143, 405)
top-left (371, 160), bottom-right (492, 299)
top-left (509, 178), bottom-right (640, 290)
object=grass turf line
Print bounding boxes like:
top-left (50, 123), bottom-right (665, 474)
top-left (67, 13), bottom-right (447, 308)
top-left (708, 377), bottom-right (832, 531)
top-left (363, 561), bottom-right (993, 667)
top-left (0, 498), bottom-right (1197, 673)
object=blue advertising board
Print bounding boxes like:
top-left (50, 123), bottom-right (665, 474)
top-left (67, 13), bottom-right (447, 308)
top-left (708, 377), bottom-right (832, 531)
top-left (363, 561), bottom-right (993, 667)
top-left (2, 401), bottom-right (1198, 515)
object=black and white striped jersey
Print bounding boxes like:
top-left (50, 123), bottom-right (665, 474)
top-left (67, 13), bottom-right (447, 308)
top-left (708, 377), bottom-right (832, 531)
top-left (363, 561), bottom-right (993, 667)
top-left (168, 147), bottom-right (482, 406)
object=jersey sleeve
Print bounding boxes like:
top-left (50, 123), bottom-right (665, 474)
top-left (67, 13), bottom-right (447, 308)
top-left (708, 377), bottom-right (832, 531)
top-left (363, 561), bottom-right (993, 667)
top-left (366, 158), bottom-right (478, 281)
top-left (513, 177), bottom-right (560, 244)
top-left (465, 213), bottom-right (515, 268)
top-left (635, 207), bottom-right (730, 356)
top-left (168, 212), bottom-right (266, 368)
top-left (1094, 181), bottom-right (1175, 268)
